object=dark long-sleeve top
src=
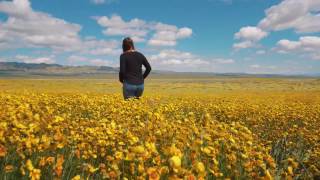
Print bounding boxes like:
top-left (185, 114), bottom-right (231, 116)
top-left (119, 51), bottom-right (152, 85)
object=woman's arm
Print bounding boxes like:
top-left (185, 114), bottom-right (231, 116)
top-left (142, 56), bottom-right (151, 79)
top-left (119, 55), bottom-right (126, 83)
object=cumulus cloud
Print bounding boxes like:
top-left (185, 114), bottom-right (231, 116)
top-left (95, 15), bottom-right (192, 47)
top-left (89, 59), bottom-right (116, 66)
top-left (0, 57), bottom-right (6, 62)
top-left (67, 55), bottom-right (116, 66)
top-left (249, 64), bottom-right (261, 69)
top-left (150, 50), bottom-right (205, 66)
top-left (258, 0), bottom-right (320, 60)
top-left (15, 55), bottom-right (56, 64)
top-left (90, 0), bottom-right (117, 5)
top-left (82, 38), bottom-right (121, 55)
top-left (0, 0), bottom-right (120, 55)
top-left (149, 49), bottom-right (234, 72)
top-left (275, 36), bottom-right (320, 60)
top-left (91, 0), bottom-right (105, 4)
top-left (131, 36), bottom-right (146, 43)
top-left (311, 54), bottom-right (320, 60)
top-left (89, 47), bottom-right (121, 56)
top-left (256, 50), bottom-right (266, 55)
top-left (213, 58), bottom-right (235, 64)
top-left (258, 0), bottom-right (320, 33)
top-left (0, 0), bottom-right (32, 17)
top-left (148, 24), bottom-right (192, 47)
top-left (67, 55), bottom-right (89, 64)
top-left (233, 0), bottom-right (320, 50)
top-left (233, 26), bottom-right (267, 50)
top-left (248, 64), bottom-right (278, 74)
top-left (233, 41), bottom-right (255, 50)
top-left (96, 15), bottom-right (147, 39)
top-left (276, 40), bottom-right (301, 52)
top-left (235, 26), bottom-right (268, 42)
top-left (0, 0), bottom-right (82, 51)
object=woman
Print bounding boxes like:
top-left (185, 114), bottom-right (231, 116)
top-left (119, 37), bottom-right (152, 99)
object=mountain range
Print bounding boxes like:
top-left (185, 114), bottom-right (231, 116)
top-left (0, 62), bottom-right (119, 76)
top-left (0, 62), bottom-right (319, 77)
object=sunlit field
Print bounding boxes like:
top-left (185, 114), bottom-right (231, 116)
top-left (1, 75), bottom-right (320, 179)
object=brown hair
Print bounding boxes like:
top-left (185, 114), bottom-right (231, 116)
top-left (122, 37), bottom-right (135, 52)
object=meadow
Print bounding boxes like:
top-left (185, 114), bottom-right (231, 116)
top-left (0, 75), bottom-right (320, 179)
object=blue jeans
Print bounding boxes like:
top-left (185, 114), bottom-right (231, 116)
top-left (123, 82), bottom-right (144, 99)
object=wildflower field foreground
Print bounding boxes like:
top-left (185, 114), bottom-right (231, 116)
top-left (0, 76), bottom-right (320, 179)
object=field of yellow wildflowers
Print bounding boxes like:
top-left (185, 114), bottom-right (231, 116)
top-left (0, 76), bottom-right (320, 179)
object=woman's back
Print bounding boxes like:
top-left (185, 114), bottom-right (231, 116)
top-left (119, 51), bottom-right (151, 85)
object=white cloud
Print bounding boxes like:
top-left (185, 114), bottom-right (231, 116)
top-left (250, 64), bottom-right (261, 69)
top-left (235, 26), bottom-right (268, 42)
top-left (258, 0), bottom-right (320, 33)
top-left (95, 15), bottom-right (192, 47)
top-left (0, 57), bottom-right (6, 62)
top-left (0, 0), bottom-right (31, 17)
top-left (81, 38), bottom-right (120, 56)
top-left (248, 64), bottom-right (278, 74)
top-left (247, 63), bottom-right (317, 74)
top-left (91, 0), bottom-right (105, 4)
top-left (233, 26), bottom-right (268, 50)
top-left (90, 0), bottom-right (117, 5)
top-left (311, 54), bottom-right (320, 60)
top-left (0, 0), bottom-right (82, 51)
top-left (233, 41), bottom-right (255, 50)
top-left (256, 50), bottom-right (266, 55)
top-left (80, 38), bottom-right (121, 56)
top-left (300, 36), bottom-right (320, 50)
top-left (0, 0), bottom-right (120, 55)
top-left (276, 39), bottom-right (301, 52)
top-left (89, 47), bottom-right (121, 56)
top-left (89, 59), bottom-right (116, 66)
top-left (67, 55), bottom-right (88, 64)
top-left (233, 0), bottom-right (320, 51)
top-left (148, 25), bottom-right (192, 47)
top-left (149, 49), bottom-right (234, 72)
top-left (275, 36), bottom-right (320, 60)
top-left (151, 49), bottom-right (194, 60)
top-left (147, 39), bottom-right (176, 47)
top-left (67, 55), bottom-right (116, 66)
top-left (131, 36), bottom-right (146, 43)
top-left (96, 15), bottom-right (148, 43)
top-left (97, 15), bottom-right (147, 39)
top-left (177, 27), bottom-right (193, 38)
top-left (213, 58), bottom-right (235, 64)
top-left (15, 55), bottom-right (55, 64)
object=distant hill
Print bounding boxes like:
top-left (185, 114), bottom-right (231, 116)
top-left (0, 62), bottom-right (318, 78)
top-left (0, 62), bottom-right (119, 76)
top-left (0, 62), bottom-right (176, 77)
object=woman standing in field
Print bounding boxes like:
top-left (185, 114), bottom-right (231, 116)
top-left (119, 37), bottom-right (152, 99)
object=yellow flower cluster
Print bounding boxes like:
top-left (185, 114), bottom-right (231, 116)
top-left (0, 92), bottom-right (319, 179)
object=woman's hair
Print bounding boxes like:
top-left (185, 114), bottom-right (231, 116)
top-left (122, 37), bottom-right (135, 52)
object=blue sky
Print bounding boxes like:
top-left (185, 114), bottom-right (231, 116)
top-left (0, 0), bottom-right (319, 74)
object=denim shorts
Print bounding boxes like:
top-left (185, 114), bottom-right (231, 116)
top-left (123, 82), bottom-right (144, 99)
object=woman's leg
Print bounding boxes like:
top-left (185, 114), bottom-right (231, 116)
top-left (135, 84), bottom-right (144, 98)
top-left (123, 83), bottom-right (136, 99)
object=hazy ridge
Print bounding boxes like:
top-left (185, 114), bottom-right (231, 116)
top-left (0, 62), bottom-right (319, 78)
